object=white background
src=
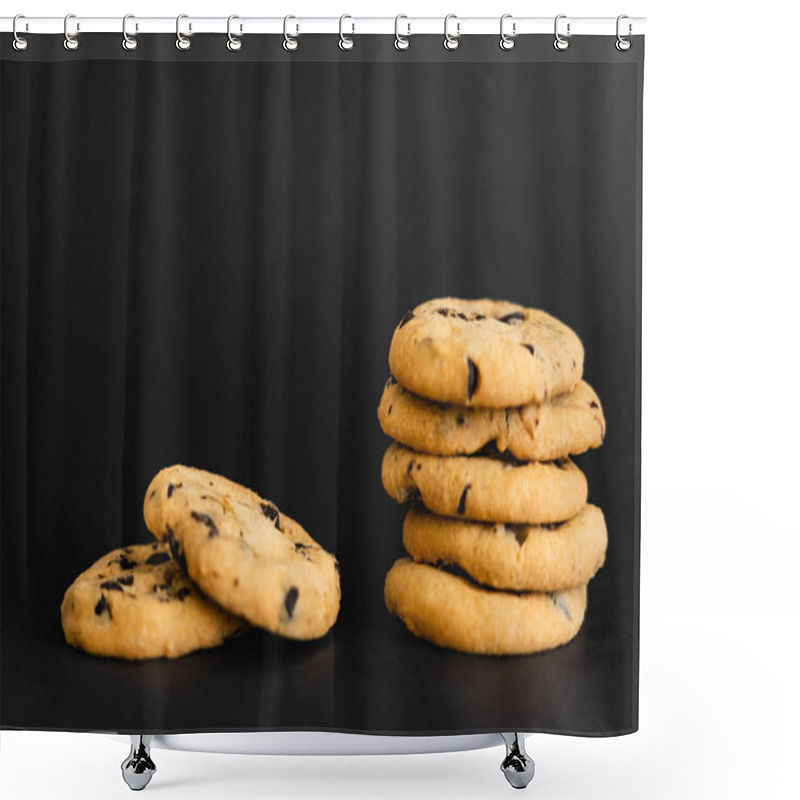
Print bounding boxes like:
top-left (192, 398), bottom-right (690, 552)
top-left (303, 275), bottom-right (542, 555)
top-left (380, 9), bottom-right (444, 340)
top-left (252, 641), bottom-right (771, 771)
top-left (2, 1), bottom-right (799, 798)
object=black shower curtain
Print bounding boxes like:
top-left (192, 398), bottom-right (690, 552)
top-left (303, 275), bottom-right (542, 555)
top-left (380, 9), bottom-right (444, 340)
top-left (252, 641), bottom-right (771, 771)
top-left (1, 33), bottom-right (642, 735)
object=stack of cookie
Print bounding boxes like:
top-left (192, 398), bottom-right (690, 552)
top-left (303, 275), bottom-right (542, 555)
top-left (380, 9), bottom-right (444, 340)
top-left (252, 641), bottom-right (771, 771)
top-left (61, 466), bottom-right (340, 660)
top-left (379, 297), bottom-right (607, 656)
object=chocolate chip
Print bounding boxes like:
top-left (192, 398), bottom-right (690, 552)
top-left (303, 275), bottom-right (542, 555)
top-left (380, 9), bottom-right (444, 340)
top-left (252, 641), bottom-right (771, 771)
top-left (176, 587), bottom-right (191, 601)
top-left (407, 459), bottom-right (416, 476)
top-left (284, 587), bottom-right (299, 618)
top-left (95, 595), bottom-right (110, 618)
top-left (113, 555), bottom-right (137, 571)
top-left (400, 487), bottom-right (421, 505)
top-left (117, 574), bottom-right (134, 586)
top-left (191, 510), bottom-right (219, 538)
top-left (521, 344), bottom-right (536, 356)
top-left (467, 359), bottom-right (479, 400)
top-left (507, 525), bottom-right (528, 546)
top-left (260, 502), bottom-right (281, 531)
top-left (387, 376), bottom-right (398, 386)
top-left (457, 484), bottom-right (470, 515)
top-left (398, 310), bottom-right (414, 328)
top-left (387, 405), bottom-right (393, 415)
top-left (100, 580), bottom-right (123, 592)
top-left (457, 414), bottom-right (465, 425)
top-left (294, 542), bottom-right (310, 550)
top-left (437, 308), bottom-right (451, 317)
top-left (590, 401), bottom-right (599, 409)
top-left (548, 592), bottom-right (572, 621)
top-left (167, 483), bottom-right (176, 498)
top-left (146, 552), bottom-right (171, 566)
top-left (499, 311), bottom-right (524, 324)
top-left (149, 490), bottom-right (156, 500)
top-left (165, 527), bottom-right (187, 572)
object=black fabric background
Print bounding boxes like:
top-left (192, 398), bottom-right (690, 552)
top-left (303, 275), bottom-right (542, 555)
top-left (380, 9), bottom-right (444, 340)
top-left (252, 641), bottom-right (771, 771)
top-left (1, 34), bottom-right (642, 735)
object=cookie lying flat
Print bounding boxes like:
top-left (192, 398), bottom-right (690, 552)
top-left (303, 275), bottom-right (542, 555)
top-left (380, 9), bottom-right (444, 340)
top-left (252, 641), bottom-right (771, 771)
top-left (403, 505), bottom-right (607, 592)
top-left (61, 543), bottom-right (247, 660)
top-left (381, 443), bottom-right (587, 524)
top-left (388, 298), bottom-right (584, 407)
top-left (144, 466), bottom-right (340, 640)
top-left (384, 558), bottom-right (586, 655)
top-left (378, 377), bottom-right (605, 461)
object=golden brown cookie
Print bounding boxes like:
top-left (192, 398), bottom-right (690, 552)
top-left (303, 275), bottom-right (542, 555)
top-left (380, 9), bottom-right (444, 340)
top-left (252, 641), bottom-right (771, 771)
top-left (388, 298), bottom-right (584, 407)
top-left (144, 465), bottom-right (340, 640)
top-left (403, 505), bottom-right (607, 591)
top-left (381, 443), bottom-right (588, 524)
top-left (384, 558), bottom-right (587, 655)
top-left (61, 543), bottom-right (247, 660)
top-left (378, 377), bottom-right (605, 461)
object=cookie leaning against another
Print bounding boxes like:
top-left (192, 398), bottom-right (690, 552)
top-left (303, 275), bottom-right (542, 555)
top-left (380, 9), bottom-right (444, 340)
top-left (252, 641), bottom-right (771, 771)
top-left (388, 298), bottom-right (584, 407)
top-left (384, 558), bottom-right (587, 655)
top-left (144, 466), bottom-right (340, 640)
top-left (61, 543), bottom-right (248, 660)
top-left (403, 505), bottom-right (607, 592)
top-left (378, 377), bottom-right (605, 461)
top-left (381, 442), bottom-right (588, 524)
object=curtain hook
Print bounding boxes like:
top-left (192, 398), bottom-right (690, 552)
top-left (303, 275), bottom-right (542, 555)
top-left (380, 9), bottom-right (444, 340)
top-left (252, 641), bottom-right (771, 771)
top-left (12, 14), bottom-right (28, 51)
top-left (339, 14), bottom-right (355, 50)
top-left (443, 14), bottom-right (459, 51)
top-left (283, 15), bottom-right (299, 51)
top-left (499, 14), bottom-right (516, 50)
top-left (122, 14), bottom-right (138, 51)
top-left (554, 14), bottom-right (570, 51)
top-left (176, 14), bottom-right (191, 50)
top-left (616, 14), bottom-right (632, 51)
top-left (227, 15), bottom-right (242, 51)
top-left (394, 14), bottom-right (410, 50)
top-left (63, 13), bottom-right (79, 51)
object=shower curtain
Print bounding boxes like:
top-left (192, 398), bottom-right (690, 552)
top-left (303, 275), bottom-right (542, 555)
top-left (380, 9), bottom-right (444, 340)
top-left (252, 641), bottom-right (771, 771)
top-left (1, 30), bottom-right (643, 736)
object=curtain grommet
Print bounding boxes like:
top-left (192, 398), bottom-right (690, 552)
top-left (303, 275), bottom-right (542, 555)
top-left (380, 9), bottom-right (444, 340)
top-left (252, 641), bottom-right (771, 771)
top-left (12, 14), bottom-right (29, 51)
top-left (283, 15), bottom-right (299, 51)
top-left (339, 14), bottom-right (355, 51)
top-left (554, 15), bottom-right (570, 51)
top-left (227, 15), bottom-right (242, 51)
top-left (394, 15), bottom-right (410, 50)
top-left (63, 13), bottom-right (80, 51)
top-left (443, 14), bottom-right (460, 51)
top-left (499, 14), bottom-right (516, 50)
top-left (122, 14), bottom-right (138, 51)
top-left (176, 14), bottom-right (191, 50)
top-left (615, 14), bottom-right (632, 51)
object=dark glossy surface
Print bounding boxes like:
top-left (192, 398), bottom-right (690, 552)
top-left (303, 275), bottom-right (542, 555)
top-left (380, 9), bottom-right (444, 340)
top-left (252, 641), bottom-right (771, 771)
top-left (1, 34), bottom-right (641, 735)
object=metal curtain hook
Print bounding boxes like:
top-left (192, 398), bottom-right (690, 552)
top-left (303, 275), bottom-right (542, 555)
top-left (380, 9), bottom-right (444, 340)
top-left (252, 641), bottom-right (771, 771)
top-left (283, 15), bottom-right (298, 51)
top-left (499, 14), bottom-right (515, 50)
top-left (616, 14), bottom-right (631, 51)
top-left (394, 14), bottom-right (410, 50)
top-left (554, 14), bottom-right (570, 51)
top-left (227, 15), bottom-right (242, 51)
top-left (122, 14), bottom-right (138, 51)
top-left (443, 14), bottom-right (460, 51)
top-left (12, 14), bottom-right (28, 51)
top-left (63, 13), bottom-right (79, 51)
top-left (339, 14), bottom-right (354, 50)
top-left (176, 14), bottom-right (191, 50)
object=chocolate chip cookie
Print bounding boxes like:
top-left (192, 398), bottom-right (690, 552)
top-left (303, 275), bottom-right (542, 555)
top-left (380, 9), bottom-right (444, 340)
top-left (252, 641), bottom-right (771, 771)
top-left (388, 298), bottom-right (584, 407)
top-left (61, 543), bottom-right (247, 660)
top-left (378, 377), bottom-right (605, 461)
top-left (144, 465), bottom-right (340, 640)
top-left (384, 558), bottom-right (587, 655)
top-left (403, 504), bottom-right (607, 592)
top-left (381, 443), bottom-right (587, 524)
